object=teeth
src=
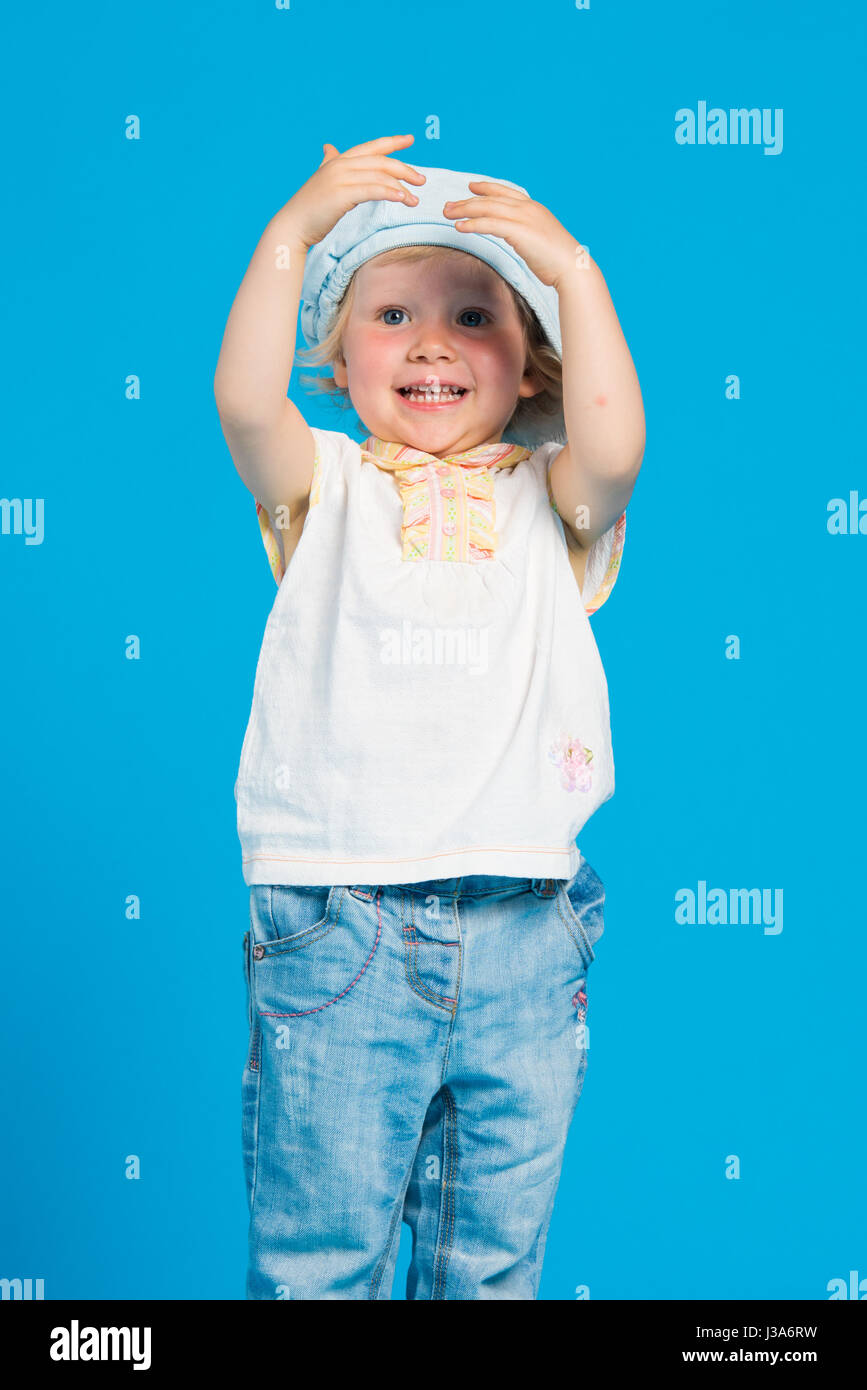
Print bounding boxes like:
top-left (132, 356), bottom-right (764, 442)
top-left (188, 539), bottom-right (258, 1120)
top-left (400, 386), bottom-right (465, 401)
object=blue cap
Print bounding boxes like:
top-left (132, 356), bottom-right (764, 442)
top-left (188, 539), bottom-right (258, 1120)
top-left (299, 164), bottom-right (565, 449)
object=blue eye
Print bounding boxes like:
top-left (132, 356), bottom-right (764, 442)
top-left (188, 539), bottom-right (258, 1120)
top-left (380, 308), bottom-right (489, 327)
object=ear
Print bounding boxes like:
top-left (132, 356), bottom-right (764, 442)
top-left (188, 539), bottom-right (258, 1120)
top-left (517, 364), bottom-right (545, 400)
top-left (332, 352), bottom-right (348, 389)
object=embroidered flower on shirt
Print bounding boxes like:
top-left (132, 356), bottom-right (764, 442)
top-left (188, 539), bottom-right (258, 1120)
top-left (548, 732), bottom-right (593, 792)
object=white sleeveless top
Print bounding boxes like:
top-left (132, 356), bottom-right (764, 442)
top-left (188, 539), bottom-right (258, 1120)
top-left (234, 426), bottom-right (626, 886)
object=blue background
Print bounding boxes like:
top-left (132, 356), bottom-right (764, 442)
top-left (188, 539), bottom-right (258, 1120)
top-left (2, 0), bottom-right (864, 1300)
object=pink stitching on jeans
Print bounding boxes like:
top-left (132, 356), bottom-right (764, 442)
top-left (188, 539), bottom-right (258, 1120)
top-left (258, 890), bottom-right (383, 1018)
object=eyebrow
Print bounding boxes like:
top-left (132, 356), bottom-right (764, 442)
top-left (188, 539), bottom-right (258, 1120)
top-left (360, 288), bottom-right (502, 311)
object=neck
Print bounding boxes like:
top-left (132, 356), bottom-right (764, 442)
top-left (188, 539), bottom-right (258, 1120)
top-left (368, 435), bottom-right (503, 457)
top-left (360, 434), bottom-right (532, 474)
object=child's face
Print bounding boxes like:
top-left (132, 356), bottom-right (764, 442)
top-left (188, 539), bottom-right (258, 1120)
top-left (332, 252), bottom-right (542, 453)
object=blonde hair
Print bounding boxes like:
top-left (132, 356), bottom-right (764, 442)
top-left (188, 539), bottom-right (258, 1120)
top-left (296, 245), bottom-right (564, 443)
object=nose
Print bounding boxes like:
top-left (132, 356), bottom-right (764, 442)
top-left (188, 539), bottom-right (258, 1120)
top-left (408, 318), bottom-right (458, 363)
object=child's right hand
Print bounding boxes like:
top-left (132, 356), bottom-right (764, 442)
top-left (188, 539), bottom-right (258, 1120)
top-left (282, 134), bottom-right (426, 251)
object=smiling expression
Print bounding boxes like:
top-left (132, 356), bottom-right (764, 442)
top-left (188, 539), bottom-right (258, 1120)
top-left (331, 250), bottom-right (543, 456)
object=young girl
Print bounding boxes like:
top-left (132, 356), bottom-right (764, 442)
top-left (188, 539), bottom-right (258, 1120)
top-left (214, 134), bottom-right (644, 1301)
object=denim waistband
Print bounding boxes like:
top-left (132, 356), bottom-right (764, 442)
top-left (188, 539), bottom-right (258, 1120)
top-left (398, 876), bottom-right (552, 899)
top-left (288, 876), bottom-right (560, 901)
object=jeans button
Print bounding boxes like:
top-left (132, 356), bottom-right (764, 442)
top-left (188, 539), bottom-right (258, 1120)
top-left (252, 944), bottom-right (266, 961)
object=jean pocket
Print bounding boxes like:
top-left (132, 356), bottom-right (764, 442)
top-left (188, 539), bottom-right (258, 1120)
top-left (250, 885), bottom-right (382, 1018)
top-left (251, 884), bottom-right (339, 954)
top-left (242, 930), bottom-right (251, 1028)
top-left (556, 856), bottom-right (606, 968)
top-left (241, 929), bottom-right (261, 1073)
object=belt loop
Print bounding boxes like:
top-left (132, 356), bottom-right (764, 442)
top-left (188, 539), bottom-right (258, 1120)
top-left (349, 884), bottom-right (379, 901)
top-left (531, 878), bottom-right (558, 898)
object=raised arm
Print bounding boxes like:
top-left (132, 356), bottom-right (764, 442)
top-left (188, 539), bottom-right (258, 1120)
top-left (440, 184), bottom-right (645, 554)
top-left (214, 212), bottom-right (315, 517)
top-left (213, 135), bottom-right (427, 520)
top-left (547, 251), bottom-right (645, 552)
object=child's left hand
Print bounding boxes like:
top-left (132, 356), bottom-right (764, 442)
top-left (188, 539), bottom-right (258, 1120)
top-left (443, 181), bottom-right (583, 290)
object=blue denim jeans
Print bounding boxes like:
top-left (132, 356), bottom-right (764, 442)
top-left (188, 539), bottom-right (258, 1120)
top-left (240, 862), bottom-right (605, 1300)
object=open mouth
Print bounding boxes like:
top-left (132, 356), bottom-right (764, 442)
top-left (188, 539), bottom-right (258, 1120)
top-left (396, 385), bottom-right (468, 404)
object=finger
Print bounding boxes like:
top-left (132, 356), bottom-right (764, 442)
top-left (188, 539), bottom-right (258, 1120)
top-left (340, 152), bottom-right (426, 184)
top-left (334, 172), bottom-right (421, 204)
top-left (381, 157), bottom-right (426, 184)
top-left (444, 197), bottom-right (526, 219)
top-left (450, 216), bottom-right (523, 235)
top-left (465, 179), bottom-right (530, 199)
top-left (339, 133), bottom-right (416, 159)
top-left (443, 193), bottom-right (524, 210)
